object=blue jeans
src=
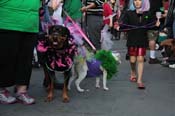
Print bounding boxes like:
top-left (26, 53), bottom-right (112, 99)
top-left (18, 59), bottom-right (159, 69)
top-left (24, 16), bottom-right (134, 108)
top-left (44, 5), bottom-right (52, 24)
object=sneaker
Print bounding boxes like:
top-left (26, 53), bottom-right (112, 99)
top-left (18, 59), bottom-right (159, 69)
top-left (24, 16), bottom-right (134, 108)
top-left (149, 58), bottom-right (161, 64)
top-left (16, 92), bottom-right (35, 105)
top-left (161, 61), bottom-right (170, 67)
top-left (169, 64), bottom-right (175, 68)
top-left (0, 89), bottom-right (17, 104)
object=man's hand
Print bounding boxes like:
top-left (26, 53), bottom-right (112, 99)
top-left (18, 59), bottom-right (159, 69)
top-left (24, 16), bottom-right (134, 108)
top-left (81, 3), bottom-right (96, 12)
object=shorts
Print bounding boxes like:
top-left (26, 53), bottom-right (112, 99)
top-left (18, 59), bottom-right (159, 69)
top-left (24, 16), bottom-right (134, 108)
top-left (147, 30), bottom-right (158, 41)
top-left (128, 47), bottom-right (146, 56)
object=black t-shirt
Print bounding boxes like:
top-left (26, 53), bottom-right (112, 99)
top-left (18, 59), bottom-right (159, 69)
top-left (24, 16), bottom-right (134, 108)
top-left (122, 10), bottom-right (154, 47)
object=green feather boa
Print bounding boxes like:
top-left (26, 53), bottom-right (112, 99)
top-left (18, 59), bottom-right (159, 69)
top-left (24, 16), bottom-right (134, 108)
top-left (94, 50), bottom-right (119, 80)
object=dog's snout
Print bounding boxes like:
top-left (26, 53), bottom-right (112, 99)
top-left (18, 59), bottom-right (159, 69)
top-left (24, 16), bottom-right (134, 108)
top-left (53, 34), bottom-right (58, 40)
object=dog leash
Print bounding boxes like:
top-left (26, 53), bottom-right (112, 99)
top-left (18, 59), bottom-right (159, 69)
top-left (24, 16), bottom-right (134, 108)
top-left (63, 9), bottom-right (96, 51)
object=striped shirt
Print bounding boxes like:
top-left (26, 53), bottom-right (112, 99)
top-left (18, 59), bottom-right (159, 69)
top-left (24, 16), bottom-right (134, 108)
top-left (86, 0), bottom-right (104, 15)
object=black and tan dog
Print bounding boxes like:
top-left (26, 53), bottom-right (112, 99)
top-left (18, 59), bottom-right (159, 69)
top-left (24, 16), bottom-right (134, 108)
top-left (160, 39), bottom-right (175, 51)
top-left (160, 38), bottom-right (175, 66)
top-left (37, 25), bottom-right (77, 102)
top-left (160, 39), bottom-right (175, 57)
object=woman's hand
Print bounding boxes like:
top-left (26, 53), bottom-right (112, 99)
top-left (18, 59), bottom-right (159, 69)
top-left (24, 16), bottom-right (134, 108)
top-left (155, 19), bottom-right (160, 27)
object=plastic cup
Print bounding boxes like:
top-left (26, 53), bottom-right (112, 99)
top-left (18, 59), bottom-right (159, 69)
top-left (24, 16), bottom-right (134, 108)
top-left (156, 12), bottom-right (162, 19)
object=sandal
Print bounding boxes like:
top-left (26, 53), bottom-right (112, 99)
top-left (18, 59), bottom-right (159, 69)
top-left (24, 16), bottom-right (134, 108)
top-left (129, 76), bottom-right (137, 82)
top-left (137, 83), bottom-right (145, 89)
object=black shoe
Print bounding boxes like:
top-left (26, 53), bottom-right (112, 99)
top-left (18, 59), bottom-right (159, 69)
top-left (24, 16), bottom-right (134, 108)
top-left (149, 58), bottom-right (161, 64)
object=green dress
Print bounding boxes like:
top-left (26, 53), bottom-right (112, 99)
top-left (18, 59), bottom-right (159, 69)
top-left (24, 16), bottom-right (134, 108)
top-left (0, 0), bottom-right (40, 33)
top-left (63, 0), bottom-right (82, 20)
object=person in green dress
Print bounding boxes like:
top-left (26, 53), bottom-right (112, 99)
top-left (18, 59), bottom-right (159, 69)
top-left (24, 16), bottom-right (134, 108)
top-left (0, 0), bottom-right (40, 105)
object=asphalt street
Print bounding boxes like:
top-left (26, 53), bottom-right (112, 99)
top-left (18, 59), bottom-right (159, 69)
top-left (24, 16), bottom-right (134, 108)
top-left (0, 38), bottom-right (175, 116)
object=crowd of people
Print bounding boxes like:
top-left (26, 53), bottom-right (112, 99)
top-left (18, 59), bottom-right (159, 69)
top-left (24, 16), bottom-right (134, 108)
top-left (0, 0), bottom-right (174, 105)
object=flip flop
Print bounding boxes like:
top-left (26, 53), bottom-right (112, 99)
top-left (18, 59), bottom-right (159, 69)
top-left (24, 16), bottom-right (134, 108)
top-left (129, 76), bottom-right (137, 82)
top-left (137, 83), bottom-right (145, 89)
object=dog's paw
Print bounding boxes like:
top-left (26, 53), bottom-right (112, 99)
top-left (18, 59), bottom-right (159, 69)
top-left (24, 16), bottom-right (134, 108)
top-left (95, 85), bottom-right (100, 89)
top-left (62, 94), bottom-right (70, 103)
top-left (77, 88), bottom-right (85, 92)
top-left (75, 84), bottom-right (85, 92)
top-left (103, 87), bottom-right (109, 91)
top-left (62, 97), bottom-right (70, 103)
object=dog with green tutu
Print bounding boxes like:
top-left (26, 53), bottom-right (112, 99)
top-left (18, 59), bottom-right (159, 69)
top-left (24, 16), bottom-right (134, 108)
top-left (68, 49), bottom-right (121, 92)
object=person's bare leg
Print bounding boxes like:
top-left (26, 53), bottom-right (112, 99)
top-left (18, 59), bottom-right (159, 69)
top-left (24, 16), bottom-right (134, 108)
top-left (130, 56), bottom-right (137, 77)
top-left (149, 40), bottom-right (160, 64)
top-left (16, 85), bottom-right (27, 93)
top-left (137, 56), bottom-right (144, 83)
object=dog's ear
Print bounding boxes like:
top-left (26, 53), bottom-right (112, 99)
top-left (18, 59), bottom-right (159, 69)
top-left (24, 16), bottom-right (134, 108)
top-left (61, 26), bottom-right (70, 38)
top-left (37, 32), bottom-right (47, 41)
top-left (48, 25), bottom-right (54, 35)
